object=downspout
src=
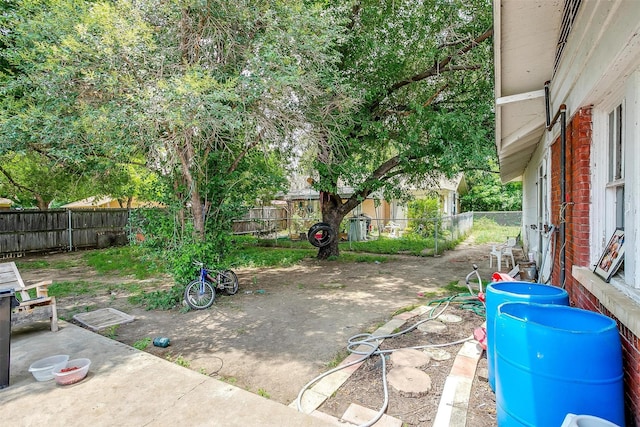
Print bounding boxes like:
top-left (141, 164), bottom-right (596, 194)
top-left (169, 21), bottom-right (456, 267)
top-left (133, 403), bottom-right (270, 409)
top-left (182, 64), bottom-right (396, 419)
top-left (545, 81), bottom-right (568, 288)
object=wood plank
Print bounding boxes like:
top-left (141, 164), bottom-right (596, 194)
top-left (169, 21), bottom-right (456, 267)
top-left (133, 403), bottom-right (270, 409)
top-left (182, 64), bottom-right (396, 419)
top-left (432, 341), bottom-right (483, 427)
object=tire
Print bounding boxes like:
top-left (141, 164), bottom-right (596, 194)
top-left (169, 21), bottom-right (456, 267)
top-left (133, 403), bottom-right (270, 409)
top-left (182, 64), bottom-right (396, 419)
top-left (184, 279), bottom-right (216, 310)
top-left (219, 270), bottom-right (239, 295)
top-left (307, 222), bottom-right (336, 248)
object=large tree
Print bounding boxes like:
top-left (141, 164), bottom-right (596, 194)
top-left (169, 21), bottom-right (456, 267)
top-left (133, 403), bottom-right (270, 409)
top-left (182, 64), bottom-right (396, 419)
top-left (0, 0), bottom-right (153, 208)
top-left (305, 0), bottom-right (495, 258)
top-left (2, 0), bottom-right (495, 262)
top-left (130, 0), bottom-right (347, 244)
top-left (1, 1), bottom-right (345, 257)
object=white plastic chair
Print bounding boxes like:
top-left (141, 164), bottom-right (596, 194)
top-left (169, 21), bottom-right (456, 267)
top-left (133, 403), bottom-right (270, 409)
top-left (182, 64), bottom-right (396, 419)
top-left (489, 238), bottom-right (516, 270)
top-left (502, 237), bottom-right (517, 268)
top-left (489, 245), bottom-right (504, 270)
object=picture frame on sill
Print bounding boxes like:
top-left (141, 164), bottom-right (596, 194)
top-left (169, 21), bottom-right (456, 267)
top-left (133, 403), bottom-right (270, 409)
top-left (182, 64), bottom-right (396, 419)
top-left (594, 228), bottom-right (625, 283)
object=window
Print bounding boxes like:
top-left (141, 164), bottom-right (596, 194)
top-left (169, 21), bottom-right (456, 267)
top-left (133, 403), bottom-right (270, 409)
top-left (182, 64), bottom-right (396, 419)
top-left (605, 103), bottom-right (625, 279)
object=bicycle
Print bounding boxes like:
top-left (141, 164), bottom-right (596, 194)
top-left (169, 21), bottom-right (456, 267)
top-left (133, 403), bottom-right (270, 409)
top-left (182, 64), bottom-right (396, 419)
top-left (184, 261), bottom-right (239, 310)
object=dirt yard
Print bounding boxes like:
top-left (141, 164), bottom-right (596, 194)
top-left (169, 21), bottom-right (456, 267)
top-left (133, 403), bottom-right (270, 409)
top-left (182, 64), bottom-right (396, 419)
top-left (20, 239), bottom-right (499, 426)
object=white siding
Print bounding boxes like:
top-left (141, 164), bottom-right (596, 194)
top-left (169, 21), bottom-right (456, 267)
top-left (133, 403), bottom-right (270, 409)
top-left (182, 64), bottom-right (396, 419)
top-left (624, 72), bottom-right (640, 286)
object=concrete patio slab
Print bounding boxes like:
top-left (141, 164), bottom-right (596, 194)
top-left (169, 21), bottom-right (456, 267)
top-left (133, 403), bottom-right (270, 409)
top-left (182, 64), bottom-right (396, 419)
top-left (3, 322), bottom-right (334, 427)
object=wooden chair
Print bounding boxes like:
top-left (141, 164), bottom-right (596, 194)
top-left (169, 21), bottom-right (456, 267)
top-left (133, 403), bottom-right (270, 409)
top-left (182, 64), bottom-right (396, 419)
top-left (0, 262), bottom-right (58, 332)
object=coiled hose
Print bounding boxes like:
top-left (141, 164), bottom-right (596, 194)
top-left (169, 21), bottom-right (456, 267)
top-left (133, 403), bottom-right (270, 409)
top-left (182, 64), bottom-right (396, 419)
top-left (296, 295), bottom-right (484, 427)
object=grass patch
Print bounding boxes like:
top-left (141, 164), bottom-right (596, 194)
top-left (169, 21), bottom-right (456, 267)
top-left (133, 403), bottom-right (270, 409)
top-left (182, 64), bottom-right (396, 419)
top-left (417, 291), bottom-right (439, 299)
top-left (19, 217), bottom-right (519, 311)
top-left (48, 281), bottom-right (100, 298)
top-left (16, 258), bottom-right (83, 270)
top-left (48, 280), bottom-right (146, 299)
top-left (228, 245), bottom-right (316, 268)
top-left (133, 337), bottom-right (152, 350)
top-left (83, 246), bottom-right (167, 279)
top-left (221, 376), bottom-right (238, 385)
top-left (366, 321), bottom-right (387, 334)
top-left (442, 281), bottom-right (473, 295)
top-left (14, 260), bottom-right (49, 270)
top-left (340, 235), bottom-right (460, 256)
top-left (471, 217), bottom-right (521, 244)
top-left (326, 348), bottom-right (350, 369)
top-left (102, 325), bottom-right (119, 339)
top-left (392, 304), bottom-right (420, 317)
top-left (167, 354), bottom-right (190, 368)
top-left (129, 284), bottom-right (184, 310)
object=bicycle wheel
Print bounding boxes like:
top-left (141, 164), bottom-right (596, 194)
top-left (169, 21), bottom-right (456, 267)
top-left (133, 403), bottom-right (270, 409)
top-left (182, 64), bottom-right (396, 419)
top-left (219, 270), bottom-right (239, 295)
top-left (184, 279), bottom-right (216, 309)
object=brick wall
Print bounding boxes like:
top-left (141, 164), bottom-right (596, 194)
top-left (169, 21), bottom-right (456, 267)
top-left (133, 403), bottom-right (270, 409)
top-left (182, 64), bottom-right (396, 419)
top-left (550, 106), bottom-right (640, 426)
top-left (549, 106), bottom-right (591, 292)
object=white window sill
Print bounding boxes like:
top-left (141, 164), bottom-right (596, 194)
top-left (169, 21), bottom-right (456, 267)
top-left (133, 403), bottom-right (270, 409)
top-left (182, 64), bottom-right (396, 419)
top-left (573, 266), bottom-right (640, 338)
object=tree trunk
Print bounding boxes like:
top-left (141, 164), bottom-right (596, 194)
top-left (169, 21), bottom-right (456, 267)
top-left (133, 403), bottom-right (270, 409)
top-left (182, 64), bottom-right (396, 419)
top-left (176, 132), bottom-right (206, 240)
top-left (35, 194), bottom-right (48, 210)
top-left (317, 191), bottom-right (346, 259)
top-left (190, 193), bottom-right (205, 240)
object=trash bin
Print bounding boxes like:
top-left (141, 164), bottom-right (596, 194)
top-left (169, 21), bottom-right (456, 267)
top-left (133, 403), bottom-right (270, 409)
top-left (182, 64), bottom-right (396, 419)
top-left (348, 216), bottom-right (368, 241)
top-left (0, 286), bottom-right (16, 389)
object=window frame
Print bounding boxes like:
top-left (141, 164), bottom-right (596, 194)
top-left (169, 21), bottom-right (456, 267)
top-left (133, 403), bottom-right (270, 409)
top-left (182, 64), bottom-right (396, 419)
top-left (592, 93), bottom-right (633, 288)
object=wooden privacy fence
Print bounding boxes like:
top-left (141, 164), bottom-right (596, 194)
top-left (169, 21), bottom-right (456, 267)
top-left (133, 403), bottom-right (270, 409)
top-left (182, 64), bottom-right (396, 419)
top-left (0, 209), bottom-right (129, 258)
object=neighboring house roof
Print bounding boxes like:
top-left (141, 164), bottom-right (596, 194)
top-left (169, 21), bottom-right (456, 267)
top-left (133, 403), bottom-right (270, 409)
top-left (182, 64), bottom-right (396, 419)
top-left (62, 197), bottom-right (164, 209)
top-left (438, 175), bottom-right (468, 194)
top-left (62, 196), bottom-right (116, 208)
top-left (494, 0), bottom-right (565, 182)
top-left (0, 198), bottom-right (13, 207)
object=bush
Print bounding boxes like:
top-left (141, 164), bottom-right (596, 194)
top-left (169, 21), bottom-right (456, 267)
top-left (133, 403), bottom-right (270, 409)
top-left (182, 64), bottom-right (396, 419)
top-left (407, 197), bottom-right (442, 238)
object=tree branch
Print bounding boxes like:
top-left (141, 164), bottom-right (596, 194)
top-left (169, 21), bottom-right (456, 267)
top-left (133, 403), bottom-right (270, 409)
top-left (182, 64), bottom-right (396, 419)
top-left (228, 129), bottom-right (264, 174)
top-left (339, 155), bottom-right (402, 214)
top-left (381, 83), bottom-right (450, 116)
top-left (368, 26), bottom-right (493, 113)
top-left (347, 2), bottom-right (361, 31)
top-left (389, 27), bottom-right (493, 94)
top-left (0, 165), bottom-right (38, 194)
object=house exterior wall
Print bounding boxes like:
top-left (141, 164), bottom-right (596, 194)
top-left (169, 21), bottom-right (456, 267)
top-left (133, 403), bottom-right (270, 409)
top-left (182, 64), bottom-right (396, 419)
top-left (547, 102), bottom-right (640, 426)
top-left (521, 140), bottom-right (559, 282)
top-left (520, 141), bottom-right (545, 265)
top-left (524, 3), bottom-right (640, 424)
top-left (549, 107), bottom-right (591, 290)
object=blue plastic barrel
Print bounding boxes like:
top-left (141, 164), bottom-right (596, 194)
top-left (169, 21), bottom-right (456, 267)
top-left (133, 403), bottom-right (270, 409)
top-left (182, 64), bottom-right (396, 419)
top-left (495, 302), bottom-right (624, 427)
top-left (485, 281), bottom-right (569, 391)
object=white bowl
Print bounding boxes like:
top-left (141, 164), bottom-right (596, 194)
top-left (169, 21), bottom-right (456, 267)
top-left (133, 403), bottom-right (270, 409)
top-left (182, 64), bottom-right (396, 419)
top-left (28, 355), bottom-right (70, 381)
top-left (52, 358), bottom-right (91, 385)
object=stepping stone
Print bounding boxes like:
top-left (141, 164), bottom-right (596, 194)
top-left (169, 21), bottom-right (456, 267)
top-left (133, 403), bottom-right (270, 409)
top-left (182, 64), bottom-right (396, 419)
top-left (417, 321), bottom-right (447, 334)
top-left (423, 348), bottom-right (452, 361)
top-left (437, 313), bottom-right (463, 323)
top-left (390, 348), bottom-right (431, 367)
top-left (387, 366), bottom-right (432, 397)
top-left (341, 403), bottom-right (403, 427)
